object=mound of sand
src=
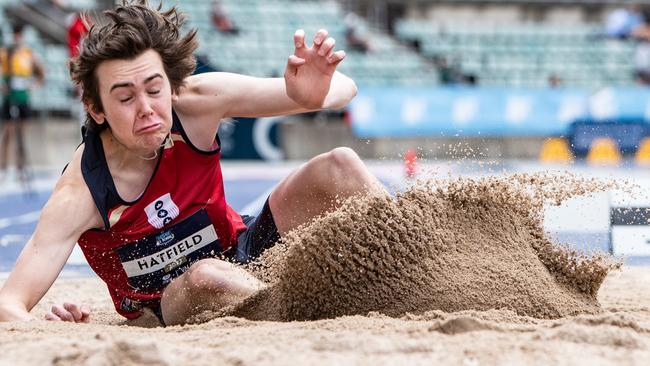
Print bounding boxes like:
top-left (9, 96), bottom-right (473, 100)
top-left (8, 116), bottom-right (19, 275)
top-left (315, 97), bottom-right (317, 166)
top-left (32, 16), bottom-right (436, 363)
top-left (212, 173), bottom-right (622, 322)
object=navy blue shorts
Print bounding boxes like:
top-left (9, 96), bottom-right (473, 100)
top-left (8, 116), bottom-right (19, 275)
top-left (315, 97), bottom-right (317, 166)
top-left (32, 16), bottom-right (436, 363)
top-left (2, 102), bottom-right (30, 121)
top-left (151, 198), bottom-right (280, 325)
top-left (228, 198), bottom-right (281, 264)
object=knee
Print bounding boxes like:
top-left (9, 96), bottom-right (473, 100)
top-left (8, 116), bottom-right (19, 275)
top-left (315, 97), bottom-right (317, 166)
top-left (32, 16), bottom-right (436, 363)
top-left (306, 147), bottom-right (371, 196)
top-left (183, 259), bottom-right (232, 295)
top-left (323, 147), bottom-right (363, 179)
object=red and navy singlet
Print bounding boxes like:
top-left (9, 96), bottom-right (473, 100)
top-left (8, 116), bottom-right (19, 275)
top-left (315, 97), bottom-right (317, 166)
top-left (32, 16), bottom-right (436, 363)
top-left (77, 110), bottom-right (246, 319)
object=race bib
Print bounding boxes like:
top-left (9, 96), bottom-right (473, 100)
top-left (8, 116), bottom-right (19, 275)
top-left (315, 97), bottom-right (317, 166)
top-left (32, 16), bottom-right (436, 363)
top-left (115, 209), bottom-right (221, 292)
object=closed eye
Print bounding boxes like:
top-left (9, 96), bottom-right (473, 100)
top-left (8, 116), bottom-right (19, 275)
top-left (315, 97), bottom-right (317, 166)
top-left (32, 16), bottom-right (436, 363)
top-left (148, 90), bottom-right (161, 95)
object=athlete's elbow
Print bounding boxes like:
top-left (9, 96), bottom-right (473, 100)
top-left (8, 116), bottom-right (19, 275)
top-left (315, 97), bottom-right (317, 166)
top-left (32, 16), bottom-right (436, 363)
top-left (348, 80), bottom-right (358, 103)
top-left (340, 78), bottom-right (358, 108)
top-left (327, 79), bottom-right (358, 110)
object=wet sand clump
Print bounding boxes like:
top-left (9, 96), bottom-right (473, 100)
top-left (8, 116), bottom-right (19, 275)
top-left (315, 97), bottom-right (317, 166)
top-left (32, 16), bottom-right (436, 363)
top-left (217, 173), bottom-right (621, 322)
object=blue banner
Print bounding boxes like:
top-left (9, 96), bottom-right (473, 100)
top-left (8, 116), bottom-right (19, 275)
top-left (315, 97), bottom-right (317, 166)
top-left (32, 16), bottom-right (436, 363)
top-left (350, 86), bottom-right (650, 137)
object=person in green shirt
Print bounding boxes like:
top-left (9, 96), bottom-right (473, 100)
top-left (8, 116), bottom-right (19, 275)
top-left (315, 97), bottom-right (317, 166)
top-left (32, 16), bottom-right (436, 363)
top-left (0, 24), bottom-right (45, 183)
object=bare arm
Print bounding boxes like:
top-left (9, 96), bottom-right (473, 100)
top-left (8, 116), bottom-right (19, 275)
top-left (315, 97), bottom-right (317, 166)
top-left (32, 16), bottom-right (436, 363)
top-left (0, 149), bottom-right (100, 322)
top-left (32, 51), bottom-right (45, 85)
top-left (178, 70), bottom-right (356, 119)
top-left (174, 29), bottom-right (356, 122)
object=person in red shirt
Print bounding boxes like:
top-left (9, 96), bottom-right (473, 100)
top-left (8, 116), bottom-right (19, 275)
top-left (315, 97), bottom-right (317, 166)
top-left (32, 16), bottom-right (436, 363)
top-left (210, 0), bottom-right (239, 35)
top-left (0, 0), bottom-right (383, 326)
top-left (67, 12), bottom-right (88, 58)
top-left (67, 12), bottom-right (89, 127)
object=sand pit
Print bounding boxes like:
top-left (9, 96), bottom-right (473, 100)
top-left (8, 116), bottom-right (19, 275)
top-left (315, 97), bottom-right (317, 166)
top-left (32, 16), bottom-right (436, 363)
top-left (1, 173), bottom-right (648, 365)
top-left (0, 268), bottom-right (648, 365)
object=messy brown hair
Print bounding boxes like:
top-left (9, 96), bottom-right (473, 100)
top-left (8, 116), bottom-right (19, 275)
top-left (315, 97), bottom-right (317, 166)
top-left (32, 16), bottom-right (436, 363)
top-left (69, 0), bottom-right (198, 132)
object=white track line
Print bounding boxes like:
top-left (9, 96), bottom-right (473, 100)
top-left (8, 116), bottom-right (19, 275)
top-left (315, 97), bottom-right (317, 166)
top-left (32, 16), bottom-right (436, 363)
top-left (0, 211), bottom-right (41, 230)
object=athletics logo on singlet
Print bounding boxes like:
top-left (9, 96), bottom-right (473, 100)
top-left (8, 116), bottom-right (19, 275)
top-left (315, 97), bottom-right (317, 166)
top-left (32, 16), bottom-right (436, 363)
top-left (145, 193), bottom-right (179, 229)
top-left (116, 209), bottom-right (221, 292)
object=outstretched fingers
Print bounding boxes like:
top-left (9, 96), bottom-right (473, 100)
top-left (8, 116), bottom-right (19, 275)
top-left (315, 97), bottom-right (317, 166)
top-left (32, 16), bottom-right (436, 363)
top-left (312, 29), bottom-right (328, 47)
top-left (318, 37), bottom-right (336, 56)
top-left (288, 55), bottom-right (306, 66)
top-left (288, 28), bottom-right (345, 74)
top-left (327, 50), bottom-right (346, 65)
top-left (294, 29), bottom-right (306, 50)
top-left (285, 55), bottom-right (306, 76)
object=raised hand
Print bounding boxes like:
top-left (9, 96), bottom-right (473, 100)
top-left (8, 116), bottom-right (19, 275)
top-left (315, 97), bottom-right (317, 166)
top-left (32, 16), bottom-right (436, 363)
top-left (44, 302), bottom-right (91, 323)
top-left (284, 29), bottom-right (347, 110)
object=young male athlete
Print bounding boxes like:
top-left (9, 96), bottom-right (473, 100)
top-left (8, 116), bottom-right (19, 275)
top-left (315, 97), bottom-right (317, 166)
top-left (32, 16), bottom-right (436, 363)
top-left (0, 1), bottom-right (383, 326)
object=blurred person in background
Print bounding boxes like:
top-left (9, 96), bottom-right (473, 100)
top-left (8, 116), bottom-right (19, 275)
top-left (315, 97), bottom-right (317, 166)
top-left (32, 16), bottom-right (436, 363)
top-left (344, 12), bottom-right (372, 53)
top-left (630, 9), bottom-right (650, 86)
top-left (605, 5), bottom-right (643, 39)
top-left (0, 24), bottom-right (45, 184)
top-left (548, 74), bottom-right (563, 88)
top-left (460, 73), bottom-right (478, 86)
top-left (0, 0), bottom-right (383, 326)
top-left (432, 55), bottom-right (455, 84)
top-left (211, 0), bottom-right (239, 35)
top-left (67, 10), bottom-right (90, 127)
top-left (67, 11), bottom-right (89, 59)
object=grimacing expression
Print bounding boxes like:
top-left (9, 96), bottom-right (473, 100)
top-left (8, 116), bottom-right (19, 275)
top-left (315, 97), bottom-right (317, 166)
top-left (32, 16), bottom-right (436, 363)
top-left (89, 49), bottom-right (174, 154)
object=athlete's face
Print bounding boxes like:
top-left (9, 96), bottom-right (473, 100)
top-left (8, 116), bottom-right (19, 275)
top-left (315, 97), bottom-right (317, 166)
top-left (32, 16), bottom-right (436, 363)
top-left (90, 49), bottom-right (175, 155)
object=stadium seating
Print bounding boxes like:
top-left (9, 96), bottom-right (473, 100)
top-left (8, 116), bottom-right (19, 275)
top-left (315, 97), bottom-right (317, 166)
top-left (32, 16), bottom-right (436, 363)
top-left (395, 19), bottom-right (637, 89)
top-left (175, 0), bottom-right (439, 86)
top-left (2, 0), bottom-right (643, 111)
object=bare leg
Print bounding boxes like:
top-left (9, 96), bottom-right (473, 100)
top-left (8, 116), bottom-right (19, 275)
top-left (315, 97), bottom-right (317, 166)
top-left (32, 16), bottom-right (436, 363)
top-left (269, 147), bottom-right (384, 234)
top-left (0, 122), bottom-right (15, 173)
top-left (14, 119), bottom-right (32, 190)
top-left (160, 258), bottom-right (264, 325)
top-left (15, 119), bottom-right (26, 172)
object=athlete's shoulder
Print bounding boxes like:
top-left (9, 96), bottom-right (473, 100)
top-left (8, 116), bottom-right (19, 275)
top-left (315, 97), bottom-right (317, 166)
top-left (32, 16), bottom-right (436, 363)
top-left (61, 142), bottom-right (85, 181)
top-left (53, 145), bottom-right (89, 205)
top-left (50, 143), bottom-right (103, 231)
